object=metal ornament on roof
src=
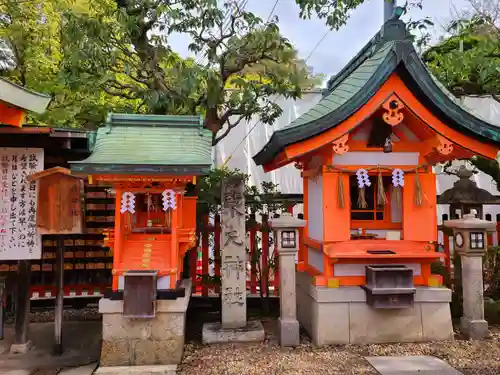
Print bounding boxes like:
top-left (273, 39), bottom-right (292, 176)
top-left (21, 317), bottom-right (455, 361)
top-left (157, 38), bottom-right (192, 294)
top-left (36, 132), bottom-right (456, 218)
top-left (162, 189), bottom-right (177, 211)
top-left (120, 192), bottom-right (136, 214)
top-left (356, 169), bottom-right (371, 188)
top-left (392, 169), bottom-right (404, 187)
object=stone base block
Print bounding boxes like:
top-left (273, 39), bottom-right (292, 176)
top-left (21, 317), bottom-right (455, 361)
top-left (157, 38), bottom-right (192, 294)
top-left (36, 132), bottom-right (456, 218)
top-left (9, 340), bottom-right (34, 354)
top-left (202, 320), bottom-right (265, 344)
top-left (99, 280), bottom-right (191, 367)
top-left (460, 317), bottom-right (488, 340)
top-left (95, 365), bottom-right (177, 375)
top-left (279, 318), bottom-right (300, 347)
top-left (296, 272), bottom-right (454, 346)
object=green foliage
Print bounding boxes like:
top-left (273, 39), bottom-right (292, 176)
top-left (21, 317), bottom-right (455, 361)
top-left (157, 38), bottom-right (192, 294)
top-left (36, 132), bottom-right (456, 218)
top-left (295, 0), bottom-right (429, 33)
top-left (196, 166), bottom-right (285, 217)
top-left (0, 0), bottom-right (135, 128)
top-left (421, 5), bottom-right (500, 189)
top-left (423, 15), bottom-right (500, 96)
top-left (62, 0), bottom-right (322, 142)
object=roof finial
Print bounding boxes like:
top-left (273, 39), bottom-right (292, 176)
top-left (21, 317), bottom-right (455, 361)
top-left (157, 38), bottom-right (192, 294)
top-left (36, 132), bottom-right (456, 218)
top-left (391, 6), bottom-right (405, 21)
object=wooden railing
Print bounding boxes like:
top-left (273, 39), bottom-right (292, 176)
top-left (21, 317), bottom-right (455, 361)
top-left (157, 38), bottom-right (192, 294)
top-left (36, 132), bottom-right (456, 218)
top-left (190, 214), bottom-right (281, 297)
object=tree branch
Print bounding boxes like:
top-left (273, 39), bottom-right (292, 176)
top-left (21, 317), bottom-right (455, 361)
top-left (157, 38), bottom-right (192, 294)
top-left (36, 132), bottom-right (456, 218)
top-left (212, 114), bottom-right (246, 146)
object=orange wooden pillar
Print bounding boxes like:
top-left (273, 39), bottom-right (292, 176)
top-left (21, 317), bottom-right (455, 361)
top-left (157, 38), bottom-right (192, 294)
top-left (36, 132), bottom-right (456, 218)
top-left (214, 215), bottom-right (221, 294)
top-left (201, 215), bottom-right (209, 296)
top-left (170, 203), bottom-right (179, 289)
top-left (322, 171), bottom-right (350, 280)
top-left (300, 176), bottom-right (309, 267)
top-left (261, 215), bottom-right (269, 296)
top-left (112, 188), bottom-right (123, 291)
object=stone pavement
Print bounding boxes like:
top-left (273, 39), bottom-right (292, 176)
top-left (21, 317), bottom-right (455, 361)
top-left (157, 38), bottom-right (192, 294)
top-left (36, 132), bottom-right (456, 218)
top-left (366, 356), bottom-right (464, 375)
top-left (0, 321), bottom-right (100, 373)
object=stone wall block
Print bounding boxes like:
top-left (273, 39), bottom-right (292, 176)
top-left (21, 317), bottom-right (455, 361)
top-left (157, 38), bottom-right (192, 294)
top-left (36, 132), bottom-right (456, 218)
top-left (421, 303), bottom-right (454, 341)
top-left (151, 313), bottom-right (184, 340)
top-left (349, 303), bottom-right (423, 344)
top-left (316, 301), bottom-right (349, 345)
top-left (133, 338), bottom-right (184, 366)
top-left (100, 339), bottom-right (133, 367)
top-left (102, 314), bottom-right (152, 341)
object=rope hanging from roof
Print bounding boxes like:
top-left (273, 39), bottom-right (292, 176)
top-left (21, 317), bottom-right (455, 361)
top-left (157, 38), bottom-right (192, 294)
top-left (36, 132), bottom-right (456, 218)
top-left (325, 164), bottom-right (430, 208)
top-left (337, 172), bottom-right (345, 208)
top-left (377, 167), bottom-right (387, 206)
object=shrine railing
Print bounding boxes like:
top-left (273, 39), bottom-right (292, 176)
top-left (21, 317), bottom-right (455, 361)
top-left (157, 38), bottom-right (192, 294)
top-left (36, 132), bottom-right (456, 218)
top-left (191, 214), bottom-right (284, 297)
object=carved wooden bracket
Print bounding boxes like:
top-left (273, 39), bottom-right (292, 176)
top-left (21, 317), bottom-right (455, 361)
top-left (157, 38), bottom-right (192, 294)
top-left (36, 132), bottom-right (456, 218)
top-left (436, 135), bottom-right (454, 155)
top-left (382, 96), bottom-right (405, 126)
top-left (332, 134), bottom-right (349, 155)
top-left (294, 161), bottom-right (304, 170)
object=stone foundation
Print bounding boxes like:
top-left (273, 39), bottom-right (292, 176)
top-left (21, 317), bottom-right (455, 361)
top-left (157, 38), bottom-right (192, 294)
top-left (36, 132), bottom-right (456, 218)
top-left (296, 272), bottom-right (453, 345)
top-left (99, 279), bottom-right (191, 366)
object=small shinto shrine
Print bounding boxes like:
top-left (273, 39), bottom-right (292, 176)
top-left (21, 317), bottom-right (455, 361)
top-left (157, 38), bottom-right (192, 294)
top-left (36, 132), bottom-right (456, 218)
top-left (70, 114), bottom-right (212, 368)
top-left (254, 9), bottom-right (500, 345)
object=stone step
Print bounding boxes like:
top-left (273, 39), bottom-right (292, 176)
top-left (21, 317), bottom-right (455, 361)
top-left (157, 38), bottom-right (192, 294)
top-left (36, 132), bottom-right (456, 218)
top-left (94, 365), bottom-right (177, 375)
top-left (366, 356), bottom-right (463, 375)
top-left (59, 363), bottom-right (99, 375)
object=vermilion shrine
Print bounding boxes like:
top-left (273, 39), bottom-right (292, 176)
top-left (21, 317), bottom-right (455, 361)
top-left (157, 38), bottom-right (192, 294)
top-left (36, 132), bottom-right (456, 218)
top-left (254, 9), bottom-right (500, 344)
top-left (70, 114), bottom-right (212, 368)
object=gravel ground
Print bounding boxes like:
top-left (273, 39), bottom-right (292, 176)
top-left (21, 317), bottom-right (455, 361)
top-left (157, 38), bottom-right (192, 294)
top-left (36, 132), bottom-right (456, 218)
top-left (10, 306), bottom-right (500, 375)
top-left (178, 318), bottom-right (500, 375)
top-left (5, 306), bottom-right (101, 325)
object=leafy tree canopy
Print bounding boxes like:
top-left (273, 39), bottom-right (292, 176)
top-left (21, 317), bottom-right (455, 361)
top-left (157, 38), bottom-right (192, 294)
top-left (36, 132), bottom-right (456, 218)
top-left (60, 0), bottom-right (323, 144)
top-left (421, 1), bottom-right (500, 189)
top-left (423, 12), bottom-right (500, 97)
top-left (0, 0), bottom-right (139, 128)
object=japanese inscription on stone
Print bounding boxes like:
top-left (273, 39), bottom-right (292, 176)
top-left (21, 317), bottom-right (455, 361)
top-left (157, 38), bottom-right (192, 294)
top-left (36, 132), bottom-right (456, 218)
top-left (221, 176), bottom-right (246, 328)
top-left (0, 148), bottom-right (43, 260)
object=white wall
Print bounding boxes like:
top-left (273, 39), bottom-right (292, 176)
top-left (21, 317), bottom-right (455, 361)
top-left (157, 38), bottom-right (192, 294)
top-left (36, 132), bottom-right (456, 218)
top-left (307, 176), bottom-right (323, 241)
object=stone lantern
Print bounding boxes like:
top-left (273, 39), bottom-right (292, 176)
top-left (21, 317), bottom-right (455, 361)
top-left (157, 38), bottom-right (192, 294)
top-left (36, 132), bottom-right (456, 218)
top-left (269, 212), bottom-right (306, 347)
top-left (444, 210), bottom-right (496, 339)
top-left (438, 166), bottom-right (500, 219)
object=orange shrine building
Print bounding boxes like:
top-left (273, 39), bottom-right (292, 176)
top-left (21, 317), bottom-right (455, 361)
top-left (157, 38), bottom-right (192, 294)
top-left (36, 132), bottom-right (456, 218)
top-left (254, 10), bottom-right (500, 344)
top-left (71, 114), bottom-right (212, 295)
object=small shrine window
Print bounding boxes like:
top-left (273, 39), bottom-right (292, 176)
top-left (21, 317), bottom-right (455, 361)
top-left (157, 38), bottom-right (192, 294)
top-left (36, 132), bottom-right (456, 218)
top-left (470, 232), bottom-right (485, 250)
top-left (349, 175), bottom-right (402, 231)
top-left (349, 175), bottom-right (387, 221)
top-left (124, 191), bottom-right (176, 234)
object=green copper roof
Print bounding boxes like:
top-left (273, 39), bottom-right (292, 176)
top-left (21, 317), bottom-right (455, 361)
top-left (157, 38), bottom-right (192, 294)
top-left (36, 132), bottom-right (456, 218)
top-left (70, 113), bottom-right (212, 175)
top-left (253, 17), bottom-right (500, 166)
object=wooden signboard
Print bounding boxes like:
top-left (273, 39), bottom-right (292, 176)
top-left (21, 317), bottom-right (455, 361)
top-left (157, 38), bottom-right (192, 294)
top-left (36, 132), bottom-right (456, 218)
top-left (0, 148), bottom-right (44, 260)
top-left (27, 167), bottom-right (84, 235)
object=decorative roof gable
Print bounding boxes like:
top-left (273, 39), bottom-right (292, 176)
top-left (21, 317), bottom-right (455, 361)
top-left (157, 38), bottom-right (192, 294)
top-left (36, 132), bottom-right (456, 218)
top-left (253, 12), bottom-right (500, 167)
top-left (70, 114), bottom-right (213, 175)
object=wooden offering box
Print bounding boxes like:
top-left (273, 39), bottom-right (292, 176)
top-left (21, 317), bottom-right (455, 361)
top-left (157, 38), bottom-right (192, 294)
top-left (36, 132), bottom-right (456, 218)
top-left (27, 167), bottom-right (84, 235)
top-left (362, 265), bottom-right (415, 309)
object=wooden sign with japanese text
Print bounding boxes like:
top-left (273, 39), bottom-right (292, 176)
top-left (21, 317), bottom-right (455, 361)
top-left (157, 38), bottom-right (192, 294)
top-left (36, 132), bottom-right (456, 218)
top-left (221, 176), bottom-right (246, 329)
top-left (0, 148), bottom-right (43, 260)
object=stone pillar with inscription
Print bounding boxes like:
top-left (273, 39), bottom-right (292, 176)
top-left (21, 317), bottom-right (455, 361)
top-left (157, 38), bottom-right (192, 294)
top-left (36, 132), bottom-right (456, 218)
top-left (202, 176), bottom-right (264, 344)
top-left (220, 176), bottom-right (246, 328)
top-left (270, 212), bottom-right (306, 347)
top-left (444, 210), bottom-right (495, 340)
